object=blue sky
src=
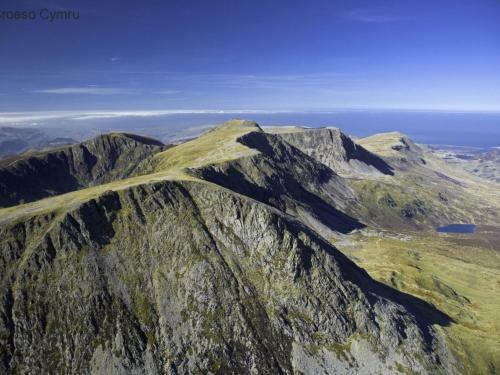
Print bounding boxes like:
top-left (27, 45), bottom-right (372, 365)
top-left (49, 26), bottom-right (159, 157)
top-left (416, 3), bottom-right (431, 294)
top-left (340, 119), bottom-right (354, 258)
top-left (1, 0), bottom-right (499, 112)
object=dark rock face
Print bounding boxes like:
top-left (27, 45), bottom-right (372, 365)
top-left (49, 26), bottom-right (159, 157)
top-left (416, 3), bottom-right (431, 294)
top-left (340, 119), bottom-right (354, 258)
top-left (0, 181), bottom-right (456, 374)
top-left (276, 128), bottom-right (394, 177)
top-left (0, 133), bottom-right (164, 208)
top-left (401, 199), bottom-right (428, 219)
top-left (195, 131), bottom-right (364, 236)
top-left (392, 143), bottom-right (409, 152)
top-left (438, 192), bottom-right (449, 203)
top-left (378, 193), bottom-right (398, 208)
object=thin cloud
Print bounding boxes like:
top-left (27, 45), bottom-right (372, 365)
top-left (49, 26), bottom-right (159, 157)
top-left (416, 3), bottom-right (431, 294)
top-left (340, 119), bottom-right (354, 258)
top-left (0, 109), bottom-right (294, 124)
top-left (155, 90), bottom-right (180, 95)
top-left (1, 108), bottom-right (498, 125)
top-left (70, 109), bottom-right (291, 120)
top-left (32, 87), bottom-right (135, 95)
top-left (176, 73), bottom-right (355, 90)
top-left (346, 10), bottom-right (397, 23)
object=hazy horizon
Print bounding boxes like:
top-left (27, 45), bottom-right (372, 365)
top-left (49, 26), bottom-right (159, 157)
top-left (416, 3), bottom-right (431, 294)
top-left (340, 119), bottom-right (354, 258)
top-left (1, 109), bottom-right (498, 149)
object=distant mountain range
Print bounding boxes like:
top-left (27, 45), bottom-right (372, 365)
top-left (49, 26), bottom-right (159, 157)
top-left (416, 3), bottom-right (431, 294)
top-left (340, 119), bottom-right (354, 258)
top-left (0, 126), bottom-right (77, 158)
top-left (434, 146), bottom-right (500, 183)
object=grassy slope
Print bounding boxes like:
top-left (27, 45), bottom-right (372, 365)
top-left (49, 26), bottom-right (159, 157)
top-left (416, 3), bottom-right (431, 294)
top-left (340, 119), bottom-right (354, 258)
top-left (349, 132), bottom-right (500, 373)
top-left (151, 119), bottom-right (260, 171)
top-left (356, 133), bottom-right (498, 229)
top-left (357, 132), bottom-right (409, 157)
top-left (358, 132), bottom-right (500, 209)
top-left (337, 230), bottom-right (500, 374)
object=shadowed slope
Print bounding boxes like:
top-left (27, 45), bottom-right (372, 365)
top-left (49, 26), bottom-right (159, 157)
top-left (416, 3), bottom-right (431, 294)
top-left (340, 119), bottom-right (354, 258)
top-left (0, 133), bottom-right (165, 208)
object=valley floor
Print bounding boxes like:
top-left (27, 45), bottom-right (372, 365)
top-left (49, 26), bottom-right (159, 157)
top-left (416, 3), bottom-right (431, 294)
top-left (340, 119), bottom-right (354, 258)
top-left (336, 226), bottom-right (500, 374)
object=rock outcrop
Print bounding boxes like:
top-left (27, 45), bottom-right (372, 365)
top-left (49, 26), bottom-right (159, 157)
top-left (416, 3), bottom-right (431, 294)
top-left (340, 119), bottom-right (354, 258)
top-left (0, 133), bottom-right (165, 208)
top-left (272, 127), bottom-right (393, 177)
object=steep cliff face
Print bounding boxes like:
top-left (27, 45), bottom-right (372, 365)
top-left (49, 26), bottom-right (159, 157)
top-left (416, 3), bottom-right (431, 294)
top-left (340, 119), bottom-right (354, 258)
top-left (0, 133), bottom-right (165, 208)
top-left (194, 131), bottom-right (364, 237)
top-left (0, 180), bottom-right (456, 374)
top-left (271, 127), bottom-right (393, 177)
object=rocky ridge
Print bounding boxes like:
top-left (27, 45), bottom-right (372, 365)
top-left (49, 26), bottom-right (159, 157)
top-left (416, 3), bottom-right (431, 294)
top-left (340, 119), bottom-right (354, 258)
top-left (0, 133), bottom-right (165, 208)
top-left (269, 127), bottom-right (394, 177)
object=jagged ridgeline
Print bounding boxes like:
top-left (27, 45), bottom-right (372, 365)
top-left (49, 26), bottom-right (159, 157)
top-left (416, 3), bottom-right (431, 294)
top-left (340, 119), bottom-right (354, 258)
top-left (268, 126), bottom-right (394, 177)
top-left (0, 120), bottom-right (475, 373)
top-left (0, 133), bottom-right (166, 208)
